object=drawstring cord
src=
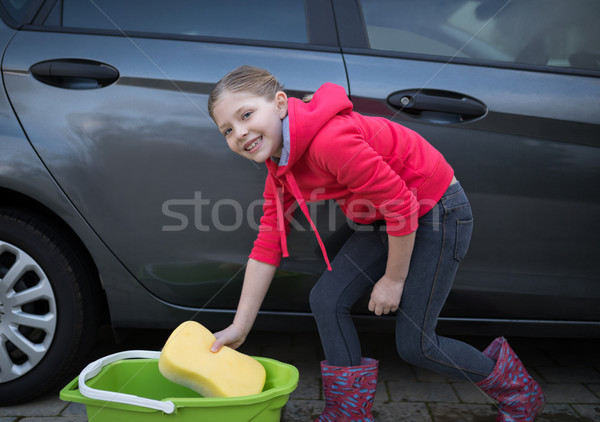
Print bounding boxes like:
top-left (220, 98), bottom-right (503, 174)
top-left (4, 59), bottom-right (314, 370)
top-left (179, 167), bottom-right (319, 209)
top-left (273, 177), bottom-right (289, 259)
top-left (283, 173), bottom-right (332, 271)
top-left (270, 172), bottom-right (332, 271)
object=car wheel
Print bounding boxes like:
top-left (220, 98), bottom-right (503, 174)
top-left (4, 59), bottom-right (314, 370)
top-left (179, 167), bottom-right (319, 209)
top-left (0, 208), bottom-right (100, 405)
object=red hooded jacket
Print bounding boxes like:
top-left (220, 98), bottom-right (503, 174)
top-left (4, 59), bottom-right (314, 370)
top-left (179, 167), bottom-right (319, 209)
top-left (249, 83), bottom-right (454, 270)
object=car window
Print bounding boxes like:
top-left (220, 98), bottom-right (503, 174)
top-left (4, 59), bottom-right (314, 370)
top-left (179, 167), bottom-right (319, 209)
top-left (358, 0), bottom-right (600, 72)
top-left (56, 0), bottom-right (307, 44)
top-left (0, 0), bottom-right (38, 25)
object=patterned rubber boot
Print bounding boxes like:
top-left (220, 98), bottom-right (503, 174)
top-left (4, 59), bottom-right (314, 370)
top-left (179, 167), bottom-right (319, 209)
top-left (315, 357), bottom-right (378, 422)
top-left (476, 337), bottom-right (545, 421)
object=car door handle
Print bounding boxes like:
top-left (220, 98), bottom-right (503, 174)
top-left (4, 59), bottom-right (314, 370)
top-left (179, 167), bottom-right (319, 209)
top-left (30, 59), bottom-right (119, 89)
top-left (388, 89), bottom-right (487, 123)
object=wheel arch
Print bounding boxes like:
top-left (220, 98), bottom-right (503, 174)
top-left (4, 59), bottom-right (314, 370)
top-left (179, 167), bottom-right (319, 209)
top-left (0, 186), bottom-right (110, 324)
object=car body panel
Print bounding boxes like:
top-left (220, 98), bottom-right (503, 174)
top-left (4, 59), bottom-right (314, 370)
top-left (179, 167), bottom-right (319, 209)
top-left (0, 0), bottom-right (598, 337)
top-left (335, 13), bottom-right (600, 321)
top-left (2, 29), bottom-right (348, 310)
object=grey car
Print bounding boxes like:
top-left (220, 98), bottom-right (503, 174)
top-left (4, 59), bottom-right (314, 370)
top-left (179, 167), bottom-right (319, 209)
top-left (0, 0), bottom-right (598, 405)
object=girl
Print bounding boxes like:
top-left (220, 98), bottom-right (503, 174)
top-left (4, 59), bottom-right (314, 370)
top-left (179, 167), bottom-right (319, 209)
top-left (208, 65), bottom-right (544, 421)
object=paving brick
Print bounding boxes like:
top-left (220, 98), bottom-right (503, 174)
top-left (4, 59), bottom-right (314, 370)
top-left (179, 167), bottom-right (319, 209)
top-left (374, 383), bottom-right (389, 402)
top-left (285, 384), bottom-right (440, 422)
top-left (414, 366), bottom-right (456, 383)
top-left (452, 381), bottom-right (496, 404)
top-left (373, 402), bottom-right (432, 422)
top-left (289, 376), bottom-right (320, 400)
top-left (572, 404), bottom-right (600, 421)
top-left (537, 367), bottom-right (600, 383)
top-left (542, 383), bottom-right (600, 404)
top-left (388, 381), bottom-right (458, 403)
top-left (534, 404), bottom-right (587, 421)
top-left (60, 403), bottom-right (87, 417)
top-left (589, 384), bottom-right (600, 399)
top-left (282, 399), bottom-right (324, 422)
top-left (295, 361), bottom-right (321, 379)
top-left (377, 360), bottom-right (416, 382)
top-left (0, 394), bottom-right (65, 417)
top-left (429, 403), bottom-right (496, 421)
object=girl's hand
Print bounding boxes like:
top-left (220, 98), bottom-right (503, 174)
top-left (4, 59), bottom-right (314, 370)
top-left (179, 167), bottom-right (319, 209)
top-left (210, 324), bottom-right (247, 352)
top-left (368, 275), bottom-right (405, 316)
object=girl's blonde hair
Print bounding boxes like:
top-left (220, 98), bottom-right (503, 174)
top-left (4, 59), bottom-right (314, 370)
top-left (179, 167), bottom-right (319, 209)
top-left (208, 65), bottom-right (285, 120)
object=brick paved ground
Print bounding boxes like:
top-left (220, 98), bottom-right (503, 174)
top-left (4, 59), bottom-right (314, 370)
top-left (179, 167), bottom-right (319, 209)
top-left (1, 329), bottom-right (599, 421)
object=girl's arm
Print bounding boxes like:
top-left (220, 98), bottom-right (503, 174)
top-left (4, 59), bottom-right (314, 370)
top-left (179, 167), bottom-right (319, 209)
top-left (384, 231), bottom-right (416, 281)
top-left (368, 231), bottom-right (416, 316)
top-left (210, 258), bottom-right (277, 351)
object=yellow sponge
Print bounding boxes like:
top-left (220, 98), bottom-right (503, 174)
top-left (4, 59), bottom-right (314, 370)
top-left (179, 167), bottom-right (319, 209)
top-left (158, 321), bottom-right (266, 398)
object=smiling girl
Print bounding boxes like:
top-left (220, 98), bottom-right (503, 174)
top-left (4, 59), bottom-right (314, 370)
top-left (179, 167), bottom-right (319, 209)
top-left (207, 65), bottom-right (544, 422)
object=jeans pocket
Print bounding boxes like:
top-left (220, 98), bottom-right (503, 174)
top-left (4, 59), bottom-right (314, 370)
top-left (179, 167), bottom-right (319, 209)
top-left (454, 218), bottom-right (473, 262)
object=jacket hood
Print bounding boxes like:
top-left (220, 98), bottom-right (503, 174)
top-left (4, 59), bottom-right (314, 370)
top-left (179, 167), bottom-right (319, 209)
top-left (262, 83), bottom-right (351, 271)
top-left (278, 83), bottom-right (353, 176)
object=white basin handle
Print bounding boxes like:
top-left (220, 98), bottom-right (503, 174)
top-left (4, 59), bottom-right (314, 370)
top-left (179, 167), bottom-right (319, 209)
top-left (78, 350), bottom-right (175, 414)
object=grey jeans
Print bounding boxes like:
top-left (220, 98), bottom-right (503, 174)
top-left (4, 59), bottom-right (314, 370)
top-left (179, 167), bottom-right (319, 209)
top-left (309, 182), bottom-right (495, 382)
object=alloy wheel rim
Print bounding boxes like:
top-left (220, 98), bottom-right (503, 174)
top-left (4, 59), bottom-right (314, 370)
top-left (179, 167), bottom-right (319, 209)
top-left (0, 241), bottom-right (57, 382)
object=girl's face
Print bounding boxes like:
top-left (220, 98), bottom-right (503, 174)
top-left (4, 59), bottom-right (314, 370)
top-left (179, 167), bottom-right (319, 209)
top-left (213, 90), bottom-right (288, 162)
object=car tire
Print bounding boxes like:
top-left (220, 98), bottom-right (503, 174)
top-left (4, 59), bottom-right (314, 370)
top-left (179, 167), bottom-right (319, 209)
top-left (0, 208), bottom-right (100, 405)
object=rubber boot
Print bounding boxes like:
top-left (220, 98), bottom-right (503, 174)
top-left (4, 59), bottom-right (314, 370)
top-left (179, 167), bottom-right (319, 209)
top-left (315, 357), bottom-right (378, 422)
top-left (476, 337), bottom-right (545, 421)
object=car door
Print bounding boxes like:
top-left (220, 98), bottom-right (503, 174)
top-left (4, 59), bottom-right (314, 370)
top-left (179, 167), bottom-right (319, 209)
top-left (333, 0), bottom-right (600, 329)
top-left (2, 0), bottom-right (347, 311)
